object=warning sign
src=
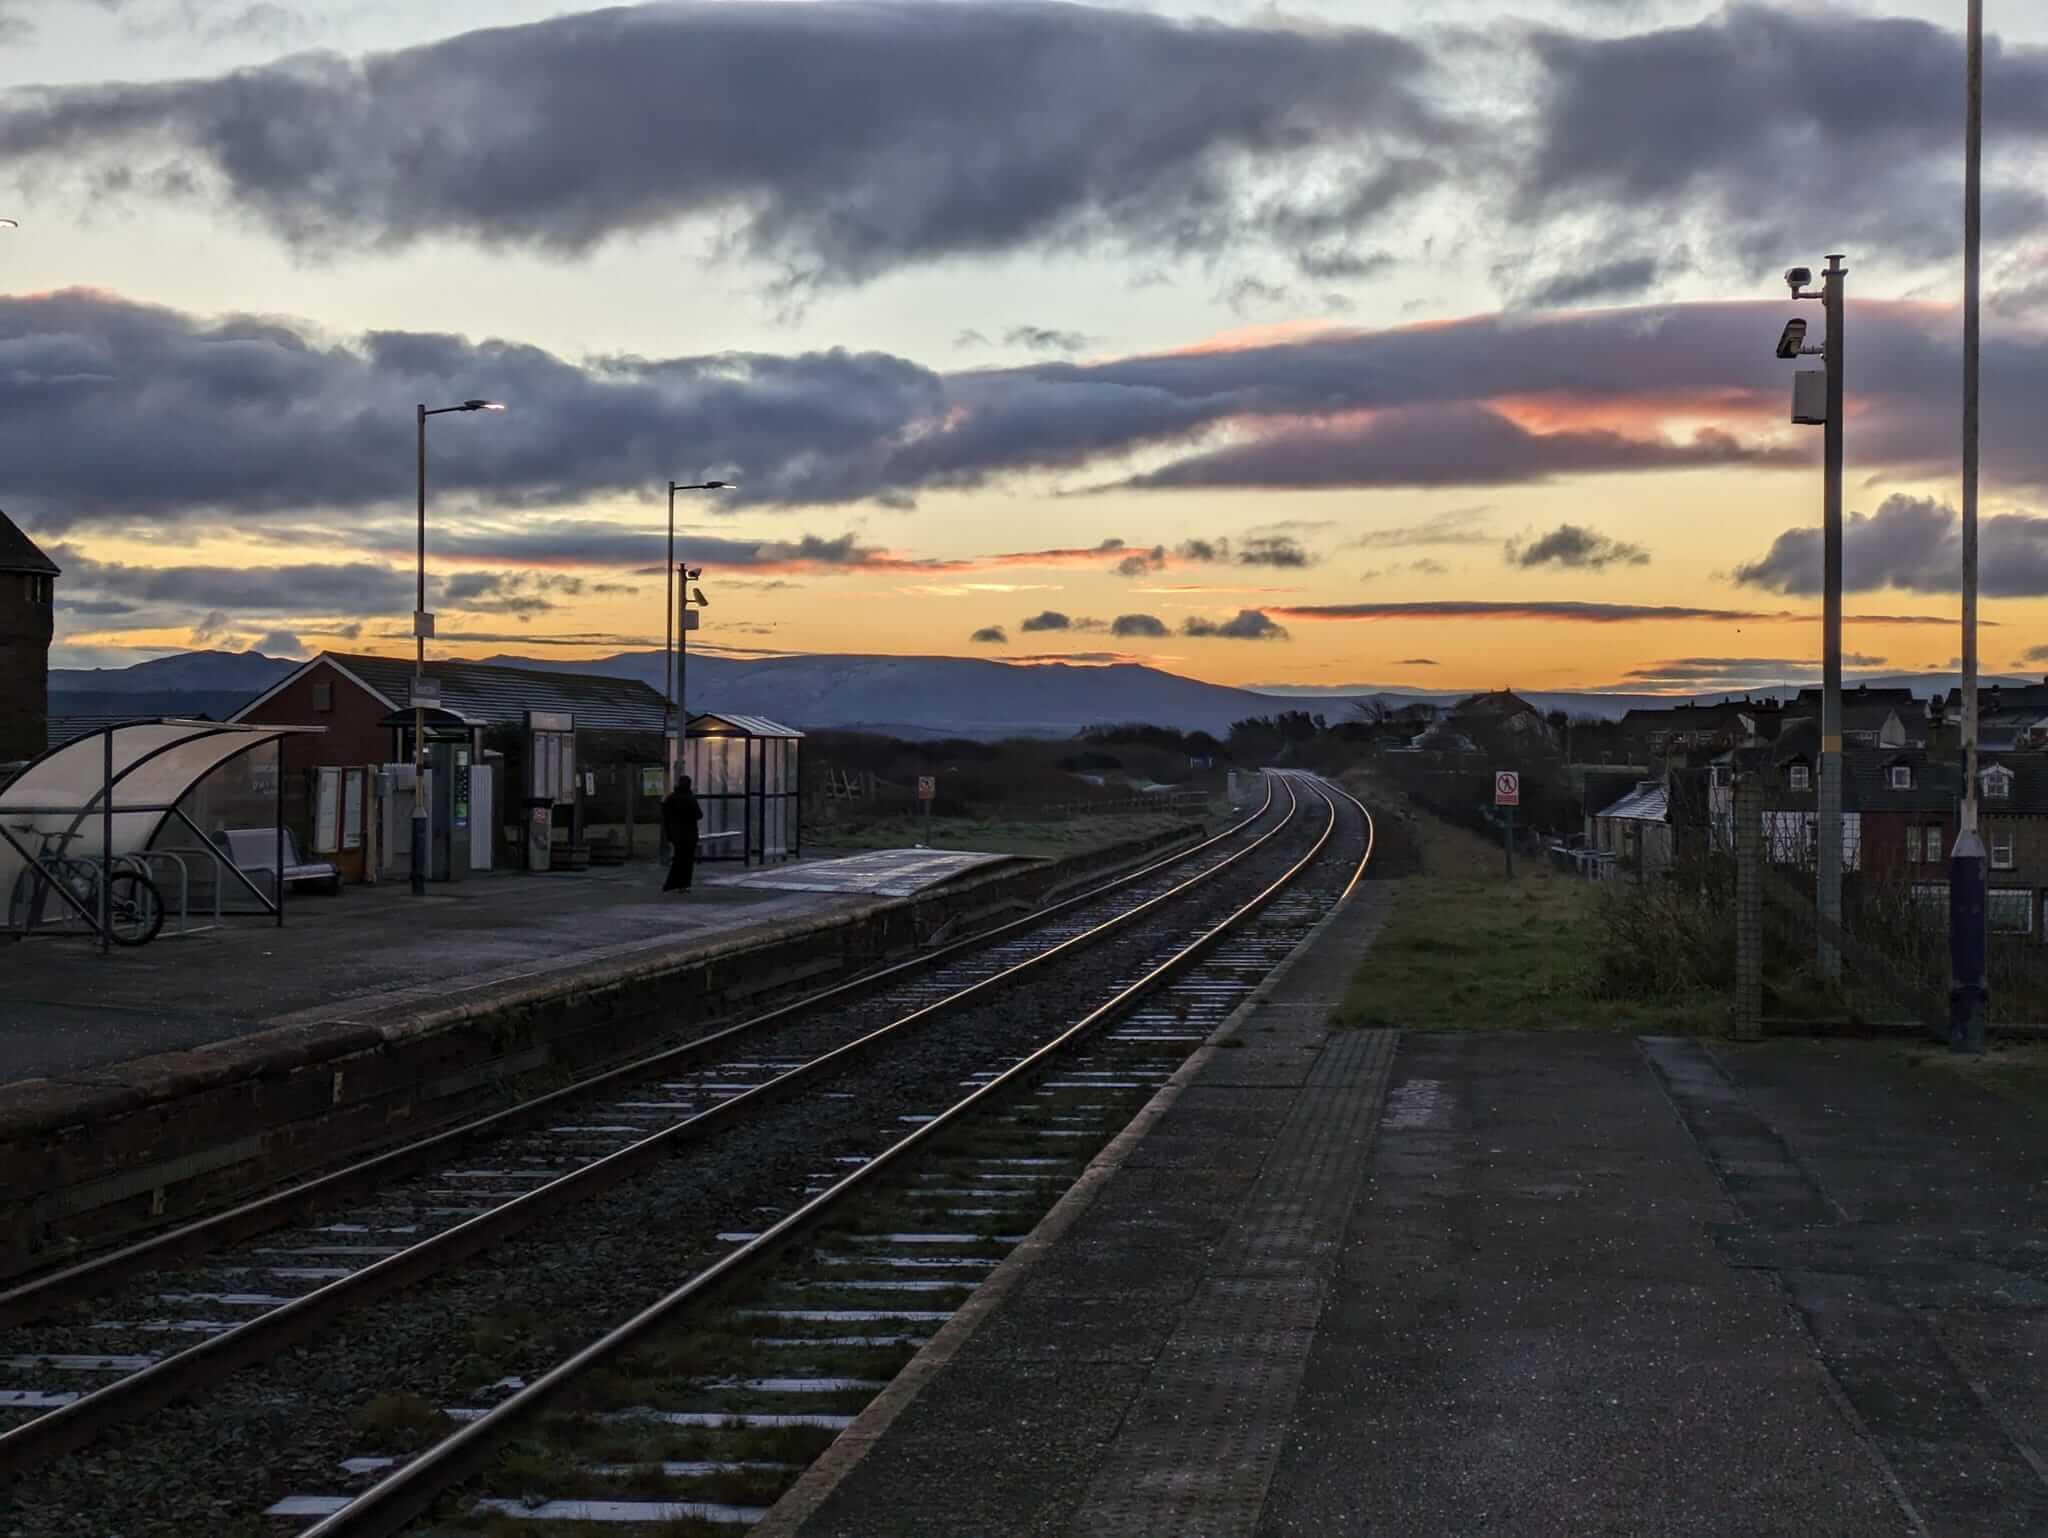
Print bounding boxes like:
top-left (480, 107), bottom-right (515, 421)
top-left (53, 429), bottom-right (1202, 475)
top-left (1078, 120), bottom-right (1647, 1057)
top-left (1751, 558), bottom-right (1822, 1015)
top-left (1494, 771), bottom-right (1521, 807)
top-left (917, 775), bottom-right (937, 802)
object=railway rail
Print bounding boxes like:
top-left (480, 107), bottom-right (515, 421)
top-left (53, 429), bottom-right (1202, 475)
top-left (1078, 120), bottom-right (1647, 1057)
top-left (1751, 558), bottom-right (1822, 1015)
top-left (275, 771), bottom-right (1372, 1535)
top-left (0, 774), bottom-right (1312, 1502)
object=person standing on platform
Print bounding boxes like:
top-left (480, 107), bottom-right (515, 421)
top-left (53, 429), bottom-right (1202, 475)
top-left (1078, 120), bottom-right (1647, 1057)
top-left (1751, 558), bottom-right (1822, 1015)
top-left (661, 776), bottom-right (702, 893)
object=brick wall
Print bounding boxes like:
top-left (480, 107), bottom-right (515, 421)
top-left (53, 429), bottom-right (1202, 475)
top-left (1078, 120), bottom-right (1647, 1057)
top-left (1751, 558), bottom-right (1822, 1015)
top-left (0, 571), bottom-right (53, 762)
top-left (238, 663), bottom-right (393, 776)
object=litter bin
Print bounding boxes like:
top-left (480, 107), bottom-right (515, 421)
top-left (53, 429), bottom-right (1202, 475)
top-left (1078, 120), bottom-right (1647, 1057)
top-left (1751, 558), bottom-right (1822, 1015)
top-left (525, 796), bottom-right (554, 872)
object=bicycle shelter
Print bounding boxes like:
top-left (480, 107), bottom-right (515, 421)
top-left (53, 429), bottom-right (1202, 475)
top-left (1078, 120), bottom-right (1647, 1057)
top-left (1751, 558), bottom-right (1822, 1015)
top-left (0, 719), bottom-right (322, 950)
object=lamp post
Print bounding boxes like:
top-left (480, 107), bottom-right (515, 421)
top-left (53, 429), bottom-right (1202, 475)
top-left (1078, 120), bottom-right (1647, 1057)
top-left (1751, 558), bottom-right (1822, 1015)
top-left (664, 481), bottom-right (728, 813)
top-left (1952, 0), bottom-right (1989, 1052)
top-left (412, 398), bottom-right (504, 897)
top-left (1773, 260), bottom-right (1847, 978)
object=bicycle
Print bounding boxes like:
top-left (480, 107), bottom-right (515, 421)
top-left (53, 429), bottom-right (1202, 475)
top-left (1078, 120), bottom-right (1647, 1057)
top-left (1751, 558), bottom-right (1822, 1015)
top-left (8, 826), bottom-right (166, 946)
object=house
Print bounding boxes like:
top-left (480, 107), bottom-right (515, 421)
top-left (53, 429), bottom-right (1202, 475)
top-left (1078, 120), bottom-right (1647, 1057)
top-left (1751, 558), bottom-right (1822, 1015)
top-left (1589, 779), bottom-right (1672, 878)
top-left (0, 509), bottom-right (58, 765)
top-left (232, 652), bottom-right (670, 881)
top-left (1448, 689), bottom-right (1554, 749)
top-left (1617, 696), bottom-right (1783, 758)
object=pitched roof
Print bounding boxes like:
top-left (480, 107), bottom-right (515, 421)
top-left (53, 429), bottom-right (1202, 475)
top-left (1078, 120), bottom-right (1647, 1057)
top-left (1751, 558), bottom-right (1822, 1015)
top-left (247, 652), bottom-right (669, 733)
top-left (0, 509), bottom-right (58, 575)
top-left (1595, 780), bottom-right (1667, 821)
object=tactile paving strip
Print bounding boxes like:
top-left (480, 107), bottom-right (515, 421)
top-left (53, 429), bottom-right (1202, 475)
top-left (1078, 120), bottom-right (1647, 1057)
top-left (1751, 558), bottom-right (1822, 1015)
top-left (1063, 1028), bottom-right (1395, 1536)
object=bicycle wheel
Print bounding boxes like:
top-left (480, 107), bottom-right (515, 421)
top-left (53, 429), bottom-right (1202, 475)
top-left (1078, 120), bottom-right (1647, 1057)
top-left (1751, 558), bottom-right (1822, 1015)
top-left (105, 870), bottom-right (165, 947)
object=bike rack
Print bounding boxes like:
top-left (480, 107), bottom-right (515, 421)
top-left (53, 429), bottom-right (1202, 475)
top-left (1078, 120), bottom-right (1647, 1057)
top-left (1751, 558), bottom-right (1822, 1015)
top-left (119, 849), bottom-right (224, 939)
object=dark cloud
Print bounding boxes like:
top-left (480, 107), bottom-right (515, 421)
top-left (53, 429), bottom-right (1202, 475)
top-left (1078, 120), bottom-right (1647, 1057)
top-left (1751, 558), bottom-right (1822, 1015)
top-left (1396, 657), bottom-right (1437, 665)
top-left (250, 627), bottom-right (304, 657)
top-left (970, 625), bottom-right (1008, 644)
top-left (1507, 523), bottom-right (1650, 570)
top-left (0, 3), bottom-right (1450, 288)
top-left (1518, 255), bottom-right (1661, 309)
top-left (1519, 6), bottom-right (2048, 272)
top-left (1019, 610), bottom-right (1071, 632)
top-left (1177, 538), bottom-right (1226, 563)
top-left (1733, 493), bottom-right (2048, 597)
top-left (1110, 613), bottom-right (1168, 637)
top-left (1005, 326), bottom-right (1094, 354)
top-left (1238, 534), bottom-right (1313, 568)
top-left (10, 292), bottom-right (2048, 529)
top-left (52, 544), bottom-right (413, 613)
top-left (1114, 548), bottom-right (1167, 577)
top-left (1122, 404), bottom-right (1797, 491)
top-left (1182, 609), bottom-right (1288, 640)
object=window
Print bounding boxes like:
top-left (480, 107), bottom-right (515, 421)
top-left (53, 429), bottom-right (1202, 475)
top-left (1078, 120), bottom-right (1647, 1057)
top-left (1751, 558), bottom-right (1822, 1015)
top-left (1890, 764), bottom-right (1912, 790)
top-left (24, 573), bottom-right (49, 605)
top-left (1991, 829), bottom-right (2016, 870)
top-left (1925, 826), bottom-right (1943, 863)
top-left (1905, 826), bottom-right (1922, 863)
top-left (1789, 764), bottom-right (1811, 791)
top-left (1983, 767), bottom-right (2013, 801)
top-left (312, 680), bottom-right (334, 713)
top-left (1989, 889), bottom-right (2033, 935)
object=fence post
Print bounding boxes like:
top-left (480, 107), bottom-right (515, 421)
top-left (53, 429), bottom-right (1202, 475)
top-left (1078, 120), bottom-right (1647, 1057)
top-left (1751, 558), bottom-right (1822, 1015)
top-left (1734, 772), bottom-right (1763, 1040)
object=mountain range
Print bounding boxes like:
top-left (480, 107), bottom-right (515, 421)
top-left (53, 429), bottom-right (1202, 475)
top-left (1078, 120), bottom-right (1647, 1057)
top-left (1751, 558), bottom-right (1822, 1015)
top-left (48, 649), bottom-right (2027, 740)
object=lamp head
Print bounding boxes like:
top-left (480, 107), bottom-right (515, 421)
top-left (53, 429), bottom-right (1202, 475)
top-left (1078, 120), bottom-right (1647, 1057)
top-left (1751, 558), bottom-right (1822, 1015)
top-left (463, 399), bottom-right (506, 411)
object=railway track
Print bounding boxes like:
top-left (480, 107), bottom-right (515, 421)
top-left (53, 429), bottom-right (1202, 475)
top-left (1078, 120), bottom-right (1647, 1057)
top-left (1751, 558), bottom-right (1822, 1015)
top-left (0, 774), bottom-right (1337, 1527)
top-left (267, 771), bottom-right (1373, 1536)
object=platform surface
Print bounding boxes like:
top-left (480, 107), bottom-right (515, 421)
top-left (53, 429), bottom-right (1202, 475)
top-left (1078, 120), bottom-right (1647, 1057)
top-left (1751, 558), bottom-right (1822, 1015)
top-left (721, 847), bottom-right (1023, 897)
top-left (777, 885), bottom-right (2048, 1538)
top-left (0, 857), bottom-right (891, 1085)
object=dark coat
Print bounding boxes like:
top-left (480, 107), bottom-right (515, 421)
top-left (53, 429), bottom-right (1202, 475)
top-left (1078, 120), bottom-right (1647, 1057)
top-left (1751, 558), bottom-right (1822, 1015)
top-left (661, 785), bottom-right (702, 843)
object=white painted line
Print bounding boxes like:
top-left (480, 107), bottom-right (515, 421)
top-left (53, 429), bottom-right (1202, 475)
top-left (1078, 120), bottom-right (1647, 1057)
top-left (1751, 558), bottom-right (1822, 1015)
top-left (735, 1310), bottom-right (952, 1323)
top-left (265, 1496), bottom-right (349, 1517)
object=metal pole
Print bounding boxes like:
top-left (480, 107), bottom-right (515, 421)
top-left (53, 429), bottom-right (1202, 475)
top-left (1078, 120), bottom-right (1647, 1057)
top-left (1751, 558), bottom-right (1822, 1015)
top-left (665, 481), bottom-right (677, 796)
top-left (1817, 255), bottom-right (1846, 981)
top-left (678, 561), bottom-right (689, 790)
top-left (1952, 0), bottom-right (1989, 1052)
top-left (275, 739), bottom-right (287, 929)
top-left (412, 403), bottom-right (429, 898)
top-left (100, 726), bottom-right (113, 953)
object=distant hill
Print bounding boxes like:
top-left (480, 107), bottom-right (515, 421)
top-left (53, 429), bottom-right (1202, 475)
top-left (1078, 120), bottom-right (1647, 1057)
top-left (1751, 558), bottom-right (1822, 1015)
top-left (51, 650), bottom-right (297, 696)
top-left (47, 649), bottom-right (2020, 741)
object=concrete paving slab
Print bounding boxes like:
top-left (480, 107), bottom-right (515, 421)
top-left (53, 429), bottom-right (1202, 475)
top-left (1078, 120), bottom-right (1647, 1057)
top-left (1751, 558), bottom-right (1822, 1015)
top-left (1, 860), bottom-right (887, 1084)
top-left (721, 848), bottom-right (1024, 897)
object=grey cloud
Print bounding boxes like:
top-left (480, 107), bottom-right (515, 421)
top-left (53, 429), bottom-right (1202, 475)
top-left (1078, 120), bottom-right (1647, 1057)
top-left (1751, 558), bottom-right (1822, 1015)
top-left (1238, 535), bottom-right (1312, 568)
top-left (1520, 6), bottom-right (2048, 270)
top-left (1005, 326), bottom-right (1093, 354)
top-left (0, 3), bottom-right (1449, 288)
top-left (970, 625), bottom-right (1008, 643)
top-left (1352, 510), bottom-right (1494, 549)
top-left (1125, 405), bottom-right (1797, 491)
top-left (1114, 548), bottom-right (1166, 577)
top-left (1733, 493), bottom-right (2048, 596)
top-left (250, 627), bottom-right (304, 656)
top-left (1019, 610), bottom-right (1071, 631)
top-left (1507, 523), bottom-right (1650, 570)
top-left (1396, 657), bottom-right (1437, 665)
top-left (1111, 613), bottom-right (1168, 637)
top-left (1519, 256), bottom-right (1660, 309)
top-left (1182, 609), bottom-right (1288, 640)
top-left (53, 544), bottom-right (414, 613)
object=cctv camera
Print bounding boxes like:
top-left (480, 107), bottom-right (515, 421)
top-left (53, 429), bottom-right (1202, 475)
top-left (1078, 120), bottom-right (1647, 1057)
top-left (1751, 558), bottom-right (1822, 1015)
top-left (1775, 317), bottom-right (1809, 360)
top-left (1784, 266), bottom-right (1812, 295)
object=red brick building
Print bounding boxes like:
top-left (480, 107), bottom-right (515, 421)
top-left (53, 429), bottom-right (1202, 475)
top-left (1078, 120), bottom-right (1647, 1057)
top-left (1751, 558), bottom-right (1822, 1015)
top-left (0, 509), bottom-right (58, 766)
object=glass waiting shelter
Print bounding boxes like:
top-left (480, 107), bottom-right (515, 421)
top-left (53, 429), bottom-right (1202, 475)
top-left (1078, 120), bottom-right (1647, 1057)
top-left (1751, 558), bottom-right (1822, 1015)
top-left (682, 713), bottom-right (802, 865)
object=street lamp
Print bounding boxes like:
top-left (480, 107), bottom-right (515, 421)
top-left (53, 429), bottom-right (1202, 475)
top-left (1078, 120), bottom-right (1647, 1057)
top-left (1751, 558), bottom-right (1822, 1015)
top-left (1772, 256), bottom-right (1847, 980)
top-left (1953, 0), bottom-right (1989, 1052)
top-left (411, 398), bottom-right (505, 897)
top-left (665, 479), bottom-right (729, 800)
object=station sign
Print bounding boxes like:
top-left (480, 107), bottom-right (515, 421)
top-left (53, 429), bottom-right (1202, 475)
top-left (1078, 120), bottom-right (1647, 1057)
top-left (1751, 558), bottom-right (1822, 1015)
top-left (1494, 770), bottom-right (1520, 807)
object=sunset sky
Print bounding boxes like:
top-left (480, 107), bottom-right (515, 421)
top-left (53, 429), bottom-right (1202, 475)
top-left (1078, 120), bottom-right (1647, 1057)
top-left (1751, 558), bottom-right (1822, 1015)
top-left (3, 0), bottom-right (2046, 695)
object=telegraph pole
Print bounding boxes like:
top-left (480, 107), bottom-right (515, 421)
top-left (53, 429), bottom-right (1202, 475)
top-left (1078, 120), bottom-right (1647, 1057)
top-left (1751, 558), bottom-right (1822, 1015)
top-left (1816, 255), bottom-right (1846, 981)
top-left (1951, 0), bottom-right (1989, 1052)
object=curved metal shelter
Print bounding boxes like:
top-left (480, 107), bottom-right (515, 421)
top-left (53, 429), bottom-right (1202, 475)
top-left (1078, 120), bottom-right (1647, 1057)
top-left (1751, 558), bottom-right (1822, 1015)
top-left (0, 719), bottom-right (321, 944)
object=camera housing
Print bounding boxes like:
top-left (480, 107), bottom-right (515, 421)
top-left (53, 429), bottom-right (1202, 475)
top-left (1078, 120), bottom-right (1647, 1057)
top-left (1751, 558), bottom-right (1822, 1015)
top-left (1776, 317), bottom-right (1809, 360)
top-left (1785, 265), bottom-right (1813, 295)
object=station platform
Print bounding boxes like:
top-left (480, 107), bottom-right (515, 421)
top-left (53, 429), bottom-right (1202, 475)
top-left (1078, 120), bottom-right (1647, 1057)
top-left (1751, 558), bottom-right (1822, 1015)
top-left (768, 889), bottom-right (2048, 1537)
top-left (1, 847), bottom-right (1015, 1086)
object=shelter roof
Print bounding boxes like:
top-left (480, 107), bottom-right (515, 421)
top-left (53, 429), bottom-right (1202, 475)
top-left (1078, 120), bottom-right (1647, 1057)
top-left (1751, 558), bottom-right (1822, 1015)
top-left (688, 712), bottom-right (804, 739)
top-left (1594, 781), bottom-right (1667, 822)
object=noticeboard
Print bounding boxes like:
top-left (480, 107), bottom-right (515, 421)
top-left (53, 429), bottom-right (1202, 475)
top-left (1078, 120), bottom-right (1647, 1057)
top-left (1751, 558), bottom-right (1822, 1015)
top-left (1494, 771), bottom-right (1521, 807)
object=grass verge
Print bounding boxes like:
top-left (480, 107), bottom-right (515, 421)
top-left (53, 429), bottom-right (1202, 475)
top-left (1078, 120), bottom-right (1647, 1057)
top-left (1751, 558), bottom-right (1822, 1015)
top-left (1338, 875), bottom-right (1717, 1032)
top-left (802, 809), bottom-right (1211, 859)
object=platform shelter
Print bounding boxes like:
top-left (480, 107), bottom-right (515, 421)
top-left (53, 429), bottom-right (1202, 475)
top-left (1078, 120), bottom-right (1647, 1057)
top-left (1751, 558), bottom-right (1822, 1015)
top-left (682, 713), bottom-right (803, 866)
